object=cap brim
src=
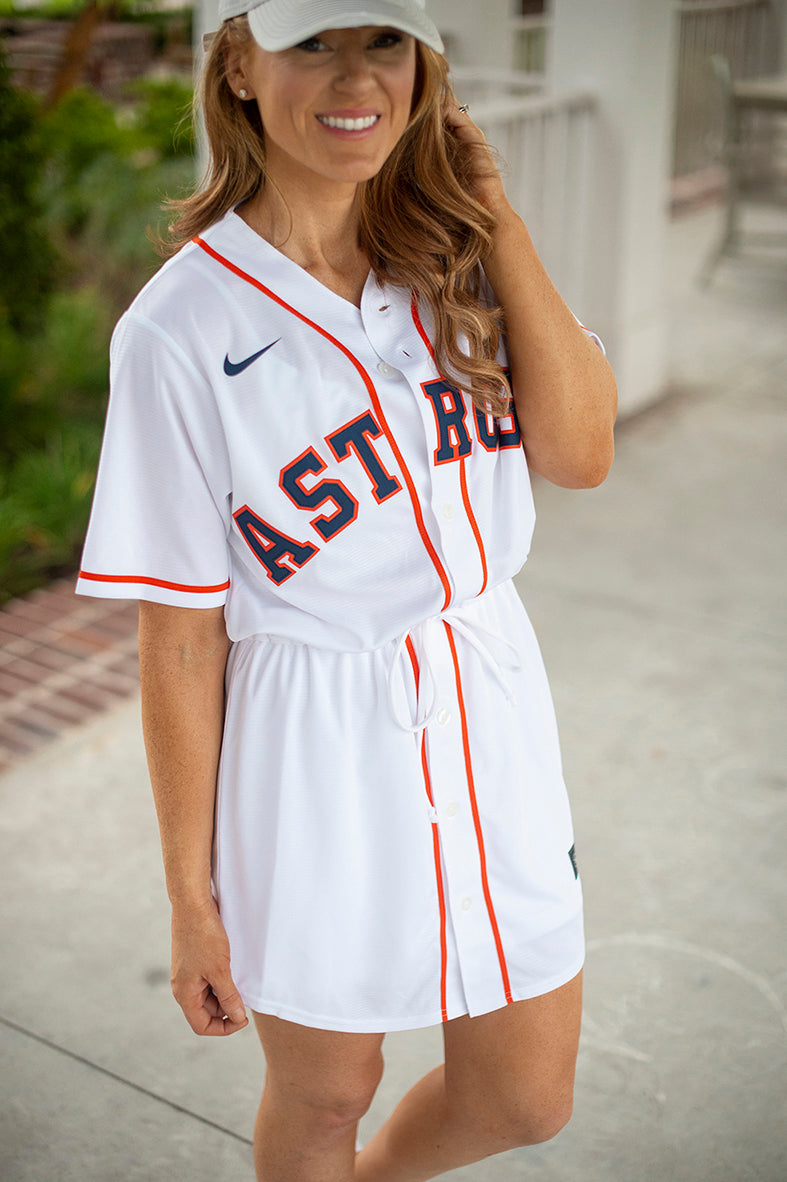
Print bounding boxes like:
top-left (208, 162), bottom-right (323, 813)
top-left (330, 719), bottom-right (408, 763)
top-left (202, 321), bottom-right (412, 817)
top-left (247, 0), bottom-right (444, 54)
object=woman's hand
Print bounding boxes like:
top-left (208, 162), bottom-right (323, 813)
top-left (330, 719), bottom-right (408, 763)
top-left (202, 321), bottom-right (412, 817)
top-left (170, 898), bottom-right (249, 1036)
top-left (443, 98), bottom-right (511, 219)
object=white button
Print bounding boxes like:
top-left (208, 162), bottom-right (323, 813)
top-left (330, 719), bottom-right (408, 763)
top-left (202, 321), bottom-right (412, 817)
top-left (436, 708), bottom-right (451, 726)
top-left (446, 802), bottom-right (458, 818)
top-left (461, 897), bottom-right (472, 911)
top-left (442, 503), bottom-right (455, 520)
top-left (377, 361), bottom-right (396, 377)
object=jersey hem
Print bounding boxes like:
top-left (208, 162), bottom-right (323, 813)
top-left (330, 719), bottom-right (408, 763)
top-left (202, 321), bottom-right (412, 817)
top-left (237, 953), bottom-right (585, 1033)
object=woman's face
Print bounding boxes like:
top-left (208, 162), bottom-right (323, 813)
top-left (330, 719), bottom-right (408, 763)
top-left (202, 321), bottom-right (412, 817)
top-left (234, 26), bottom-right (418, 192)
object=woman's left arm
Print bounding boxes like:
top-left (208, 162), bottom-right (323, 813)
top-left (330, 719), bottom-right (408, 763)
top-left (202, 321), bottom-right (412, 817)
top-left (447, 105), bottom-right (618, 489)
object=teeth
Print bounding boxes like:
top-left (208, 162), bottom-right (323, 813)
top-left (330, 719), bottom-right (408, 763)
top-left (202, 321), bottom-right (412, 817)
top-left (318, 114), bottom-right (379, 130)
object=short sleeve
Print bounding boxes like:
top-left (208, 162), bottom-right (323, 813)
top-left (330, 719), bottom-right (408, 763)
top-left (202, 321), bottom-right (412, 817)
top-left (76, 312), bottom-right (232, 608)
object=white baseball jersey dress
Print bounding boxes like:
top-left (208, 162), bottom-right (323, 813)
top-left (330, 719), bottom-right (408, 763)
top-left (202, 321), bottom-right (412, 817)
top-left (77, 210), bottom-right (597, 1033)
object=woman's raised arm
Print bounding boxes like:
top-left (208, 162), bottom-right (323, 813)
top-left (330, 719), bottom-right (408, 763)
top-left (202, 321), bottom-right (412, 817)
top-left (446, 104), bottom-right (618, 489)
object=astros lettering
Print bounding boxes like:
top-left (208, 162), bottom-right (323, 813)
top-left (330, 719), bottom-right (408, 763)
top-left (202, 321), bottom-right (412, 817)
top-left (234, 392), bottom-right (521, 585)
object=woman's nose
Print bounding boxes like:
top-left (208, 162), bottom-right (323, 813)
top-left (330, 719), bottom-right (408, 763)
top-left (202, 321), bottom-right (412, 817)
top-left (332, 48), bottom-right (374, 89)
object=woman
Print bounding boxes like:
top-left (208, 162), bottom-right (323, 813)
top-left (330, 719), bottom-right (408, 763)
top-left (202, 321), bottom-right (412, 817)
top-left (78, 0), bottom-right (617, 1178)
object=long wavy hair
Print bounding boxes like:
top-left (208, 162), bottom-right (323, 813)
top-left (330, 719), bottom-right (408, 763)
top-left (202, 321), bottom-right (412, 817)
top-left (165, 17), bottom-right (510, 414)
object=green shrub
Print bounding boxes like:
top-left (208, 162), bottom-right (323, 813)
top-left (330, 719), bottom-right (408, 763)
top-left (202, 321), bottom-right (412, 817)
top-left (0, 491), bottom-right (30, 587)
top-left (36, 82), bottom-right (194, 307)
top-left (0, 2), bottom-right (148, 17)
top-left (27, 286), bottom-right (112, 418)
top-left (129, 76), bottom-right (195, 159)
top-left (38, 86), bottom-right (139, 237)
top-left (0, 38), bottom-right (196, 599)
top-left (0, 423), bottom-right (102, 601)
top-left (0, 288), bottom-right (110, 462)
top-left (0, 50), bottom-right (59, 333)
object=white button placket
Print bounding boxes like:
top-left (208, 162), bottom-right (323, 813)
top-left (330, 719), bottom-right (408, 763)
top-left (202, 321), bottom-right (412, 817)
top-left (359, 287), bottom-right (487, 603)
top-left (435, 444), bottom-right (489, 597)
top-left (418, 618), bottom-right (506, 1011)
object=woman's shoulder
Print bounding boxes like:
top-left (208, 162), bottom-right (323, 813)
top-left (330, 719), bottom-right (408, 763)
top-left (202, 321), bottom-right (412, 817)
top-left (117, 212), bottom-right (250, 341)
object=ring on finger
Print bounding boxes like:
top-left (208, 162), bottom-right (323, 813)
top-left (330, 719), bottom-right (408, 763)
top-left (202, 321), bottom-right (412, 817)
top-left (457, 103), bottom-right (469, 114)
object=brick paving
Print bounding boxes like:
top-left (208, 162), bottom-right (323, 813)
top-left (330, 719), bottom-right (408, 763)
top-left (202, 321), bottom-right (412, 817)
top-left (0, 578), bottom-right (139, 775)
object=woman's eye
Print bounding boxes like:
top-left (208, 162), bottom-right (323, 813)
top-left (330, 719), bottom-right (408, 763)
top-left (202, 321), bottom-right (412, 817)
top-left (370, 31), bottom-right (404, 50)
top-left (295, 36), bottom-right (325, 52)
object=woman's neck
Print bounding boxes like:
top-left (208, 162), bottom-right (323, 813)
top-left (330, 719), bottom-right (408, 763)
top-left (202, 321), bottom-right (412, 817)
top-left (238, 174), bottom-right (370, 305)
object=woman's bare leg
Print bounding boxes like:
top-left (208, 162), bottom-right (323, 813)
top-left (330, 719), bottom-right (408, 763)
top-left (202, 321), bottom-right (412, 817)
top-left (355, 971), bottom-right (582, 1182)
top-left (251, 1012), bottom-right (385, 1182)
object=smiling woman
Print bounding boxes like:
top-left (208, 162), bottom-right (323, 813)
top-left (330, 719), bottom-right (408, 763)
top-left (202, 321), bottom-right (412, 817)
top-left (76, 2), bottom-right (616, 1180)
top-left (171, 5), bottom-right (512, 410)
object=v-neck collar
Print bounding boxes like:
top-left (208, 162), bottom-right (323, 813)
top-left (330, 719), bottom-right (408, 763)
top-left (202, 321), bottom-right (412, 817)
top-left (208, 210), bottom-right (378, 319)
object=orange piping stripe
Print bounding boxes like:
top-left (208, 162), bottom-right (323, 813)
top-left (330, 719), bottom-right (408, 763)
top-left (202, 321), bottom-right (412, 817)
top-left (443, 621), bottom-right (513, 1004)
top-left (410, 296), bottom-right (489, 597)
top-left (194, 237), bottom-right (451, 611)
top-left (405, 636), bottom-right (449, 1022)
top-left (79, 570), bottom-right (229, 593)
top-left (410, 294), bottom-right (437, 364)
top-left (459, 456), bottom-right (488, 594)
top-left (431, 822), bottom-right (449, 1023)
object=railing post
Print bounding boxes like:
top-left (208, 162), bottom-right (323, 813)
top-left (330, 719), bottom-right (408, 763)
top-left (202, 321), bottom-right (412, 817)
top-left (427, 0), bottom-right (513, 69)
top-left (779, 0), bottom-right (787, 68)
top-left (550, 0), bottom-right (679, 415)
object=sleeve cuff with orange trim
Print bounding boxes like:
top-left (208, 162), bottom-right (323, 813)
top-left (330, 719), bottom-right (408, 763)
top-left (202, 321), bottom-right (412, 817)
top-left (75, 570), bottom-right (229, 609)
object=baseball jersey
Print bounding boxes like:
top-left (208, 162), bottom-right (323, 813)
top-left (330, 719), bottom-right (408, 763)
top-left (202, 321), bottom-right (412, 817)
top-left (77, 209), bottom-right (596, 1032)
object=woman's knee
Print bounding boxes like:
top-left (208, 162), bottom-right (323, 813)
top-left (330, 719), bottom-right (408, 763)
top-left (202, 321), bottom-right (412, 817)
top-left (458, 1085), bottom-right (574, 1150)
top-left (444, 976), bottom-right (582, 1150)
top-left (503, 1089), bottom-right (574, 1146)
top-left (253, 1012), bottom-right (385, 1132)
top-left (298, 1064), bottom-right (383, 1131)
top-left (264, 1048), bottom-right (384, 1132)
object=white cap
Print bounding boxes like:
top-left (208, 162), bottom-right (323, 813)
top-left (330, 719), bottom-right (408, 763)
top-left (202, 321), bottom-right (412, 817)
top-left (217, 0), bottom-right (444, 55)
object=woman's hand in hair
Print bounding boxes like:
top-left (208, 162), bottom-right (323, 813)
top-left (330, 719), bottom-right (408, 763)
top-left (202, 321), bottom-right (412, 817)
top-left (443, 98), bottom-right (510, 218)
top-left (444, 104), bottom-right (618, 489)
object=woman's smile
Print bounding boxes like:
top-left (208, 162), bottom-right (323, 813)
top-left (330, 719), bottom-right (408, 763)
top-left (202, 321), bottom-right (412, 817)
top-left (315, 110), bottom-right (382, 133)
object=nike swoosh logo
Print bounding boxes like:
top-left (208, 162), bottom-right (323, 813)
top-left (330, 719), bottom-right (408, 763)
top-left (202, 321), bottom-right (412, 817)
top-left (223, 339), bottom-right (280, 376)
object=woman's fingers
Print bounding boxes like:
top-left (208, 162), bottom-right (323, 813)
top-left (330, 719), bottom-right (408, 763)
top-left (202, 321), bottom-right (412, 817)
top-left (213, 972), bottom-right (248, 1028)
top-left (178, 974), bottom-right (249, 1036)
top-left (443, 96), bottom-right (482, 137)
top-left (443, 96), bottom-right (510, 214)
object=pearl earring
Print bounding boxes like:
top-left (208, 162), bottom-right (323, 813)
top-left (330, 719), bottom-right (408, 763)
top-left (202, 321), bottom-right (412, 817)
top-left (239, 88), bottom-right (248, 99)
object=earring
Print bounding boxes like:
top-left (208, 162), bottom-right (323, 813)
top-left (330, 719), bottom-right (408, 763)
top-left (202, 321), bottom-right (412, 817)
top-left (239, 88), bottom-right (248, 99)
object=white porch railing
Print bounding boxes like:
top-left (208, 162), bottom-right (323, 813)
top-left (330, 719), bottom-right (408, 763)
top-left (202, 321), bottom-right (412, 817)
top-left (674, 0), bottom-right (780, 177)
top-left (448, 65), bottom-right (543, 105)
top-left (471, 88), bottom-right (599, 315)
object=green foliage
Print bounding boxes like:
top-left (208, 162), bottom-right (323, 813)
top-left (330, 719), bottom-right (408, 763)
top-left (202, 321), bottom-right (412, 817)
top-left (49, 151), bottom-right (194, 312)
top-left (0, 51), bottom-right (59, 333)
top-left (0, 2), bottom-right (183, 17)
top-left (41, 85), bottom-right (136, 175)
top-left (0, 288), bottom-right (110, 456)
top-left (38, 87), bottom-right (139, 237)
top-left (129, 75), bottom-right (195, 158)
top-left (0, 424), bottom-right (103, 602)
top-left (0, 38), bottom-right (197, 600)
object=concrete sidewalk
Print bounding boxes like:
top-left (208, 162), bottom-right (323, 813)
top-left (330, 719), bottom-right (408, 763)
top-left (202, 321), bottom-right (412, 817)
top-left (1, 204), bottom-right (785, 1181)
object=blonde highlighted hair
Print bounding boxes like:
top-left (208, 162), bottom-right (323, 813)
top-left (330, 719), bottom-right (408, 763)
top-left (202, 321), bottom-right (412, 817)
top-left (165, 17), bottom-right (510, 414)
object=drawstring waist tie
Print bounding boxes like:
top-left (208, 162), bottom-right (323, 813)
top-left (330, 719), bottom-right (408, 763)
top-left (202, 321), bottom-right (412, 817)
top-left (387, 607), bottom-right (522, 733)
